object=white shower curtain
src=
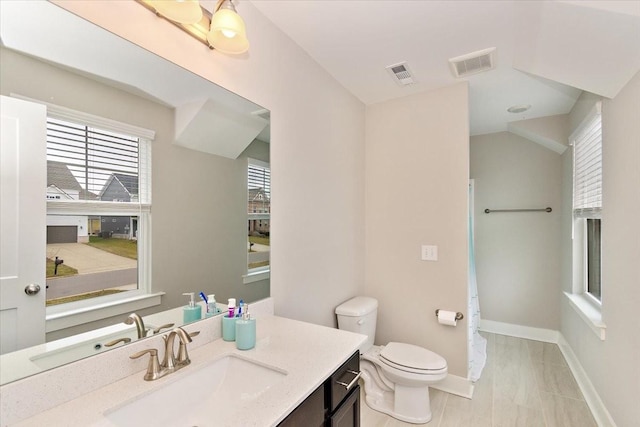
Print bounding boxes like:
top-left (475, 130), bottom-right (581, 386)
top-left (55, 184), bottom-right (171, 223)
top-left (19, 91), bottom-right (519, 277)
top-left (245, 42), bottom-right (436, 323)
top-left (468, 180), bottom-right (487, 382)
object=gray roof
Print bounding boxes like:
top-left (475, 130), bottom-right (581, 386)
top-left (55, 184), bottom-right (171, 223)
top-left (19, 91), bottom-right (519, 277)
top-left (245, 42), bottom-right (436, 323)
top-left (111, 173), bottom-right (138, 196)
top-left (47, 161), bottom-right (98, 200)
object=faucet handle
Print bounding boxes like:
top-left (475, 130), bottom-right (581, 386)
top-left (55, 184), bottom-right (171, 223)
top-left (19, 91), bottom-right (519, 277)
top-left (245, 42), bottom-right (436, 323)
top-left (105, 337), bottom-right (132, 347)
top-left (130, 348), bottom-right (163, 381)
top-left (152, 323), bottom-right (175, 334)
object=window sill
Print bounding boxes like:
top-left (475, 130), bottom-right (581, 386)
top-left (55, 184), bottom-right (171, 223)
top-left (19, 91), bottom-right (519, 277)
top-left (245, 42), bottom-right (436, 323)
top-left (46, 292), bottom-right (165, 333)
top-left (564, 292), bottom-right (606, 340)
top-left (243, 269), bottom-right (270, 284)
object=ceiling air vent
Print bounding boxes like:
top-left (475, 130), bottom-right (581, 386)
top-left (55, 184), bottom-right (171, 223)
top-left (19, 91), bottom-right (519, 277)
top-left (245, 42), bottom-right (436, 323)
top-left (448, 47), bottom-right (496, 78)
top-left (386, 61), bottom-right (416, 86)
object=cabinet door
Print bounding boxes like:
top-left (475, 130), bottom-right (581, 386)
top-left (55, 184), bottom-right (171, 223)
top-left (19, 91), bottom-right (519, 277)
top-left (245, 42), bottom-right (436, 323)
top-left (277, 383), bottom-right (326, 427)
top-left (330, 385), bottom-right (360, 427)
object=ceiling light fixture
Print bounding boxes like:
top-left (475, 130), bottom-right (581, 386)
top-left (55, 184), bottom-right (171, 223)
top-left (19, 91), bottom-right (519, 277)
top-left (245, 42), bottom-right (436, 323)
top-left (137, 0), bottom-right (249, 55)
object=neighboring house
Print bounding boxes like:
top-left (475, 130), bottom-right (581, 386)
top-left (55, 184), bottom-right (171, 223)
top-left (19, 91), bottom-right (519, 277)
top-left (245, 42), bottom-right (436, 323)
top-left (248, 187), bottom-right (270, 235)
top-left (46, 161), bottom-right (94, 243)
top-left (98, 173), bottom-right (138, 239)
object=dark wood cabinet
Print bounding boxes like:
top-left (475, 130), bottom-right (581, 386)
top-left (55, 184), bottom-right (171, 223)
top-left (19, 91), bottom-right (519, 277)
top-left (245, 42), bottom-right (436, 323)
top-left (279, 351), bottom-right (360, 427)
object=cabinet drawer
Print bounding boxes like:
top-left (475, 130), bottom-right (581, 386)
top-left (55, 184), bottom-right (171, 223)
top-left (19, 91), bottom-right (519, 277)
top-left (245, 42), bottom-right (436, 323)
top-left (328, 351), bottom-right (360, 413)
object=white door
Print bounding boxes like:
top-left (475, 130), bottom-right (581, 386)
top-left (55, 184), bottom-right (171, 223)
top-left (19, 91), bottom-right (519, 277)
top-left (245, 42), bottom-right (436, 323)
top-left (0, 96), bottom-right (47, 354)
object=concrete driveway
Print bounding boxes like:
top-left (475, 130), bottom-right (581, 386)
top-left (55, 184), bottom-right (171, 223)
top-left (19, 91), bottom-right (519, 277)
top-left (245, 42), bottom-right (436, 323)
top-left (46, 243), bottom-right (136, 274)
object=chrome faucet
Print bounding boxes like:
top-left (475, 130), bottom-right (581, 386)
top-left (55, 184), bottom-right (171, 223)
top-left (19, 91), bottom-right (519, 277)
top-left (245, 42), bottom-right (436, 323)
top-left (130, 327), bottom-right (199, 381)
top-left (124, 313), bottom-right (147, 339)
top-left (162, 327), bottom-right (193, 371)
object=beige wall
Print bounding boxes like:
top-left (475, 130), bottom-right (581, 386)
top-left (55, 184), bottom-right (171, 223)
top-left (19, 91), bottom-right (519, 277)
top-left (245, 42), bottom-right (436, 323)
top-left (365, 84), bottom-right (469, 377)
top-left (561, 74), bottom-right (640, 426)
top-left (0, 46), bottom-right (270, 339)
top-left (52, 0), bottom-right (367, 328)
top-left (470, 131), bottom-right (563, 330)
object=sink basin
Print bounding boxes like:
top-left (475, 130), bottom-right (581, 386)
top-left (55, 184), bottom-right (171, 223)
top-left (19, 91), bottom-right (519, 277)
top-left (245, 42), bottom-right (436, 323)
top-left (106, 354), bottom-right (287, 426)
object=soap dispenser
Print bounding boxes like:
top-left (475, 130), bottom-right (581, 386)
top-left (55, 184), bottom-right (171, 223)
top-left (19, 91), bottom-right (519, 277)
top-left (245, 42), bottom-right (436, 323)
top-left (235, 304), bottom-right (256, 350)
top-left (182, 292), bottom-right (202, 323)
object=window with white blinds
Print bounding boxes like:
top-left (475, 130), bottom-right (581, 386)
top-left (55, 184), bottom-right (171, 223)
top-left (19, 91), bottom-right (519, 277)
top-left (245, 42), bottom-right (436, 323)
top-left (247, 159), bottom-right (270, 274)
top-left (42, 107), bottom-right (155, 308)
top-left (572, 104), bottom-right (602, 218)
top-left (248, 162), bottom-right (271, 215)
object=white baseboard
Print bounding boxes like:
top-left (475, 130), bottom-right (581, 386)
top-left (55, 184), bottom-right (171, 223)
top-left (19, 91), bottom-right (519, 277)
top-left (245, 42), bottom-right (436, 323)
top-left (479, 319), bottom-right (559, 343)
top-left (557, 334), bottom-right (617, 427)
top-left (431, 374), bottom-right (474, 399)
top-left (478, 319), bottom-right (615, 427)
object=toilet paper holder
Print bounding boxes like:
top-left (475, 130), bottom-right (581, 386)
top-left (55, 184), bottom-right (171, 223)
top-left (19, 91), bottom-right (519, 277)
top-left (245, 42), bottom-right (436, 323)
top-left (435, 309), bottom-right (464, 321)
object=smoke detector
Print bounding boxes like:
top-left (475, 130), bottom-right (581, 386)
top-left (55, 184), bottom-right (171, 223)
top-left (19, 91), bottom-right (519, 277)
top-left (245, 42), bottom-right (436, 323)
top-left (507, 104), bottom-right (531, 114)
top-left (386, 61), bottom-right (416, 86)
top-left (448, 47), bottom-right (496, 78)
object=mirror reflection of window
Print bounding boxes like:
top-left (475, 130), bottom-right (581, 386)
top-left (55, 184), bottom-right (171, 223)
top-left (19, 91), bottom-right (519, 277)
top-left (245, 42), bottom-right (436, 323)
top-left (45, 116), bottom-right (151, 306)
top-left (247, 159), bottom-right (270, 272)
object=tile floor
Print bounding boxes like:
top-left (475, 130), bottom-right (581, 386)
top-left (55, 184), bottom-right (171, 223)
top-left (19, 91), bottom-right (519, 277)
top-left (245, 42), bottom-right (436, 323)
top-left (360, 332), bottom-right (597, 426)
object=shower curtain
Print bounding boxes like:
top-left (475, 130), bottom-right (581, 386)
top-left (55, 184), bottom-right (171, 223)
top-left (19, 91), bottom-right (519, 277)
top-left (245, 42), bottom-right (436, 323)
top-left (468, 180), bottom-right (487, 382)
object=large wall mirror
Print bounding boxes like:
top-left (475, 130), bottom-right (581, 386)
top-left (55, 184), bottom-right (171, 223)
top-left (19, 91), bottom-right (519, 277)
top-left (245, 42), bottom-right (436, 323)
top-left (0, 0), bottom-right (270, 385)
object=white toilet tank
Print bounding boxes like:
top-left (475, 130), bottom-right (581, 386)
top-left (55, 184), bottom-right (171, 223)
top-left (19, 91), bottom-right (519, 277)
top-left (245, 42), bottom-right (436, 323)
top-left (335, 296), bottom-right (378, 353)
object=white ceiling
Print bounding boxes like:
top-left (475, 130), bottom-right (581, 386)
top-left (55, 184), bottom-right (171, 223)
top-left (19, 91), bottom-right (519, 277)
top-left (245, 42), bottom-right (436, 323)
top-left (250, 0), bottom-right (640, 136)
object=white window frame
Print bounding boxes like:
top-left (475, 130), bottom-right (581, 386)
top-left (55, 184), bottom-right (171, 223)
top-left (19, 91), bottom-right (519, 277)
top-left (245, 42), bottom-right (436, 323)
top-left (565, 101), bottom-right (606, 340)
top-left (244, 158), bottom-right (270, 284)
top-left (18, 97), bottom-right (164, 331)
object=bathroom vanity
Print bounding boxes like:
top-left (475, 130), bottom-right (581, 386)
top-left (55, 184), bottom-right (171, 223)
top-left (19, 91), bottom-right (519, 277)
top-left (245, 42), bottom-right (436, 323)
top-left (0, 302), bottom-right (366, 426)
top-left (279, 350), bottom-right (360, 427)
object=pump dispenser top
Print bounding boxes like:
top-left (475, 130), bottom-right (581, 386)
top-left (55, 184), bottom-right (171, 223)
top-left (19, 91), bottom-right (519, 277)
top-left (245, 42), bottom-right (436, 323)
top-left (182, 292), bottom-right (201, 323)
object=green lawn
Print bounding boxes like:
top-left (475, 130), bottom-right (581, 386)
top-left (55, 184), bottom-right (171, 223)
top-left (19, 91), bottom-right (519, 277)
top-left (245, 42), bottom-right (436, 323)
top-left (46, 258), bottom-right (78, 278)
top-left (86, 236), bottom-right (137, 259)
top-left (249, 236), bottom-right (270, 246)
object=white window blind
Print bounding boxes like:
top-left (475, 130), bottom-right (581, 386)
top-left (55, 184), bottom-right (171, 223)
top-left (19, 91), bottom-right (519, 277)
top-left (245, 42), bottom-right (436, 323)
top-left (572, 104), bottom-right (602, 218)
top-left (46, 117), bottom-right (151, 210)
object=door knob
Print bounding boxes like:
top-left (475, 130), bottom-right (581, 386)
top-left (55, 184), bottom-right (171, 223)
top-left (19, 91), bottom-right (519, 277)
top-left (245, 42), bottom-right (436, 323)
top-left (24, 283), bottom-right (41, 295)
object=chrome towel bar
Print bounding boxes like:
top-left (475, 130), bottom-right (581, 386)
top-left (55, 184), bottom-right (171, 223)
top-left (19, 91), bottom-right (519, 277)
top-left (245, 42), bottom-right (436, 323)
top-left (484, 207), bottom-right (552, 214)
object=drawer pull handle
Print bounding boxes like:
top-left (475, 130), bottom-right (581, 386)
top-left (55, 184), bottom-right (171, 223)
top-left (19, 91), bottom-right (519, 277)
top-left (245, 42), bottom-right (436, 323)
top-left (336, 369), bottom-right (361, 390)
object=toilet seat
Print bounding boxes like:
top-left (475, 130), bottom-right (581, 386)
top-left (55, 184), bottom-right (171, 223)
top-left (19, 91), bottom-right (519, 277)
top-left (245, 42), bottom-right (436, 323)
top-left (379, 342), bottom-right (447, 375)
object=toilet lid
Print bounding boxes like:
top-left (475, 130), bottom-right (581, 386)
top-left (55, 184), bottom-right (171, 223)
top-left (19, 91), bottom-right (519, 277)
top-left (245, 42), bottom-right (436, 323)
top-left (380, 342), bottom-right (447, 371)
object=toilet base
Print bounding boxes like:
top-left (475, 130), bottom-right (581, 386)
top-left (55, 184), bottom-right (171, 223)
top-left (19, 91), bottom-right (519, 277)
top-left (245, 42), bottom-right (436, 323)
top-left (364, 384), bottom-right (432, 424)
top-left (360, 362), bottom-right (433, 424)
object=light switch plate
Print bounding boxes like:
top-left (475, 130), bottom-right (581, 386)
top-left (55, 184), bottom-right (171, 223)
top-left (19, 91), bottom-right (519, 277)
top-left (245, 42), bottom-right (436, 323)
top-left (421, 245), bottom-right (438, 261)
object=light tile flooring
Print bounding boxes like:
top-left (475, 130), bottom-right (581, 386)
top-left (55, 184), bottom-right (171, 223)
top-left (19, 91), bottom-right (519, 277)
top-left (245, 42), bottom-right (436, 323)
top-left (360, 332), bottom-right (597, 426)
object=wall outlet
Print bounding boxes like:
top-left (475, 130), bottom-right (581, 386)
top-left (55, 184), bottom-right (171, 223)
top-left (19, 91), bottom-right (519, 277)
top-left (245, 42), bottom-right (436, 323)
top-left (421, 245), bottom-right (438, 261)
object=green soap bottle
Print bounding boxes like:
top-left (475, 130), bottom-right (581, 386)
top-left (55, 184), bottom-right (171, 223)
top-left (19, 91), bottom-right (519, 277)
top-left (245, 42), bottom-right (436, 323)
top-left (182, 292), bottom-right (202, 324)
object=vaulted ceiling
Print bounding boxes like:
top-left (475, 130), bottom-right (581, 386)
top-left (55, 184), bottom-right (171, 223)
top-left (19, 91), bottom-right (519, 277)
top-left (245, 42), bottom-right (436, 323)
top-left (251, 1), bottom-right (640, 136)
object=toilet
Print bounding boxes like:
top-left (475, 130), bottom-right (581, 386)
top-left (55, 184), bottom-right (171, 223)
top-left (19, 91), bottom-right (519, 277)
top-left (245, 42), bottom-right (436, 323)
top-left (335, 296), bottom-right (447, 424)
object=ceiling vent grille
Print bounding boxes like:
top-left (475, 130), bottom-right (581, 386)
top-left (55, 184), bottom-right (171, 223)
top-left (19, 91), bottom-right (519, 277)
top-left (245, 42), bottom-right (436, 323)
top-left (386, 61), bottom-right (416, 86)
top-left (448, 47), bottom-right (496, 78)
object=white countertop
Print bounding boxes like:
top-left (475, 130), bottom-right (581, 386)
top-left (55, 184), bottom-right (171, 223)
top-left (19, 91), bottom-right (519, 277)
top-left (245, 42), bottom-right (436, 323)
top-left (9, 315), bottom-right (366, 427)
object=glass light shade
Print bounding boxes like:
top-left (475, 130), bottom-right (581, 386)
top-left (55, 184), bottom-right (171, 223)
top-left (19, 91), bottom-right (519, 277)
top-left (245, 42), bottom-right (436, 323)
top-left (149, 0), bottom-right (203, 24)
top-left (207, 8), bottom-right (249, 54)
